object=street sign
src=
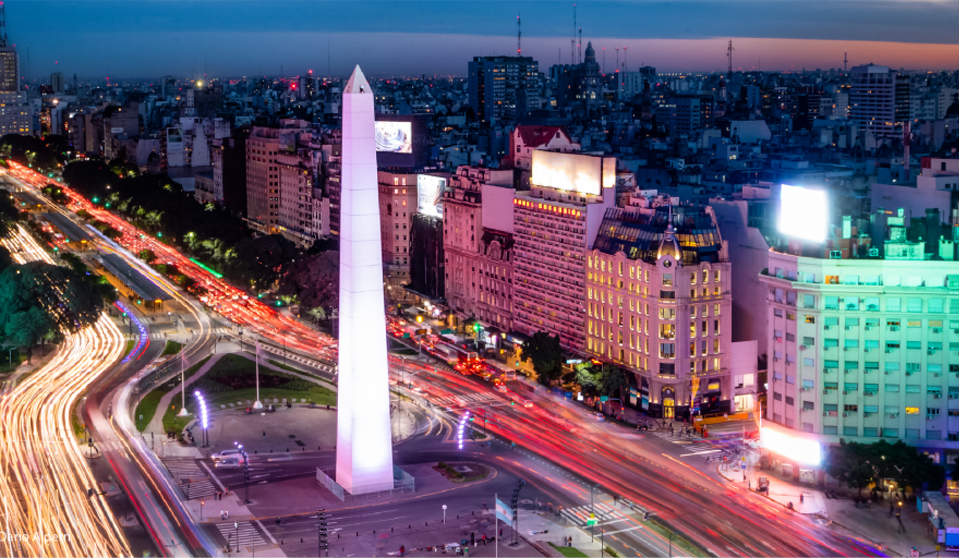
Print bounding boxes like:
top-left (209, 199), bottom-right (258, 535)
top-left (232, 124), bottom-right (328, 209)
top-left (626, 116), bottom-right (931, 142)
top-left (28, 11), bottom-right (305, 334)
top-left (586, 513), bottom-right (598, 526)
top-left (600, 396), bottom-right (608, 403)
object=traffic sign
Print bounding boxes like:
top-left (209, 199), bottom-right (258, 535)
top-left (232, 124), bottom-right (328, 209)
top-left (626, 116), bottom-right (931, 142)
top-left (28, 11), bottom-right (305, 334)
top-left (600, 396), bottom-right (608, 403)
top-left (586, 512), bottom-right (598, 526)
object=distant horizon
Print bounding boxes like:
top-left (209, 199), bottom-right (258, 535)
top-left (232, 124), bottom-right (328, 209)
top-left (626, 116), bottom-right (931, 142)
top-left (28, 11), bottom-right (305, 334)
top-left (16, 34), bottom-right (959, 84)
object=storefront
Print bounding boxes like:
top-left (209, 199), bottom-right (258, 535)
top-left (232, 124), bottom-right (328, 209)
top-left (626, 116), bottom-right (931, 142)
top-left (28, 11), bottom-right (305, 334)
top-left (760, 423), bottom-right (824, 485)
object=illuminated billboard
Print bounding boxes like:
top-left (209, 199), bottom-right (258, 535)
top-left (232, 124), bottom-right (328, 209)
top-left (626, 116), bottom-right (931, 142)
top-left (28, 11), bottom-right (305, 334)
top-left (779, 184), bottom-right (827, 243)
top-left (417, 174), bottom-right (446, 218)
top-left (760, 427), bottom-right (822, 466)
top-left (375, 121), bottom-right (412, 154)
top-left (531, 151), bottom-right (602, 196)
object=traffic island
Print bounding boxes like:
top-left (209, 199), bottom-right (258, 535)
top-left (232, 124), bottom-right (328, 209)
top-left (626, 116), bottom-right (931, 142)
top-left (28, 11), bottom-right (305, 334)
top-left (433, 461), bottom-right (491, 484)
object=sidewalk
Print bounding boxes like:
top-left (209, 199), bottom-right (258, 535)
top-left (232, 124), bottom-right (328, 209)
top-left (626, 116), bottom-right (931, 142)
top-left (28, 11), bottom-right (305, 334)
top-left (144, 351), bottom-right (227, 435)
top-left (717, 456), bottom-right (940, 557)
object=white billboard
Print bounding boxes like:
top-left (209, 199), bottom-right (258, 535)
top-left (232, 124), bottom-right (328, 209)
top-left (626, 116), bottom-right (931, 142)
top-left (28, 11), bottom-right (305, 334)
top-left (531, 151), bottom-right (602, 196)
top-left (416, 174), bottom-right (446, 217)
top-left (375, 121), bottom-right (412, 154)
top-left (779, 184), bottom-right (827, 243)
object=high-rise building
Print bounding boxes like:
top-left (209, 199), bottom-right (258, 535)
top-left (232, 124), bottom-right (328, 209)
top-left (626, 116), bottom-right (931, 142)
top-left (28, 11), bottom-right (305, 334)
top-left (512, 150), bottom-right (616, 350)
top-left (50, 72), bottom-right (65, 94)
top-left (760, 211), bottom-right (959, 462)
top-left (278, 136), bottom-right (328, 246)
top-left (468, 55), bottom-right (541, 125)
top-left (849, 64), bottom-right (908, 139)
top-left (0, 4), bottom-right (32, 136)
top-left (585, 199), bottom-right (733, 418)
top-left (245, 119), bottom-right (311, 232)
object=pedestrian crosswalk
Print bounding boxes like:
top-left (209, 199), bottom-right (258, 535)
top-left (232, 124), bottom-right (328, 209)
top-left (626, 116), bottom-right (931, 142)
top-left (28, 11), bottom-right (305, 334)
top-left (649, 430), bottom-right (702, 443)
top-left (559, 503), bottom-right (625, 527)
top-left (215, 521), bottom-right (269, 551)
top-left (431, 393), bottom-right (501, 407)
top-left (162, 458), bottom-right (218, 500)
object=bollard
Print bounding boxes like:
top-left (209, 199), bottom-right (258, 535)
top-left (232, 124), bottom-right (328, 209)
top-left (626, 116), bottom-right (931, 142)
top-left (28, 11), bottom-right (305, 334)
top-left (391, 527), bottom-right (394, 533)
top-left (337, 533), bottom-right (340, 539)
top-left (356, 532), bottom-right (358, 537)
top-left (373, 531), bottom-right (376, 534)
top-left (270, 449), bottom-right (273, 453)
top-left (409, 525), bottom-right (411, 529)
top-left (472, 511), bottom-right (474, 516)
top-left (302, 447), bottom-right (305, 451)
top-left (255, 450), bottom-right (257, 454)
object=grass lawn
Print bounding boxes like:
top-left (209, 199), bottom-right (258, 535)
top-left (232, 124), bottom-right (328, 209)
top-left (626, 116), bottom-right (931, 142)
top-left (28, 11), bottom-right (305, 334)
top-left (161, 353), bottom-right (336, 436)
top-left (162, 340), bottom-right (183, 356)
top-left (646, 517), bottom-right (709, 558)
top-left (548, 543), bottom-right (588, 558)
top-left (267, 359), bottom-right (336, 387)
top-left (124, 339), bottom-right (135, 357)
top-left (134, 355), bottom-right (211, 432)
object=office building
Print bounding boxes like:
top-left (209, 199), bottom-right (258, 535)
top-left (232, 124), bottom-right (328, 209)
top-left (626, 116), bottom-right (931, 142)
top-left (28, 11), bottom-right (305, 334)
top-left (378, 171), bottom-right (418, 287)
top-left (760, 210), bottom-right (959, 463)
top-left (849, 64), bottom-right (910, 139)
top-left (0, 5), bottom-right (32, 136)
top-left (512, 151), bottom-right (616, 350)
top-left (468, 55), bottom-right (542, 125)
top-left (245, 119), bottom-right (310, 232)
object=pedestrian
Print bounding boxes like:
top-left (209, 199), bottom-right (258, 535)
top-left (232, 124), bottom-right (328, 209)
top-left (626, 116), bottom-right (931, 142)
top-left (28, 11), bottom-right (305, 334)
top-left (499, 528), bottom-right (503, 538)
top-left (800, 493), bottom-right (804, 504)
top-left (263, 431), bottom-right (266, 440)
top-left (225, 510), bottom-right (229, 520)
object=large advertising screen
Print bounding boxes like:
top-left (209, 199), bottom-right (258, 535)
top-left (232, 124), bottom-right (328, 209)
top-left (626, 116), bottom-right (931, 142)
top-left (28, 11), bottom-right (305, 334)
top-left (417, 174), bottom-right (446, 218)
top-left (779, 184), bottom-right (827, 243)
top-left (375, 121), bottom-right (412, 154)
top-left (531, 151), bottom-right (602, 196)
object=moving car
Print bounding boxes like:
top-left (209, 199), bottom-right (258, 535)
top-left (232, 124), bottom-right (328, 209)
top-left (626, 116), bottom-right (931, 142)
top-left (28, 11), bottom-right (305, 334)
top-left (214, 458), bottom-right (241, 469)
top-left (211, 449), bottom-right (241, 462)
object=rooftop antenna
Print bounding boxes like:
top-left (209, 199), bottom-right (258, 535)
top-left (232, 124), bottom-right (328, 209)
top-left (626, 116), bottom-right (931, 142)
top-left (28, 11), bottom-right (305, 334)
top-left (727, 40), bottom-right (734, 80)
top-left (328, 38), bottom-right (331, 78)
top-left (844, 50), bottom-right (848, 73)
top-left (615, 47), bottom-right (619, 73)
top-left (0, 1), bottom-right (7, 48)
top-left (578, 28), bottom-right (582, 62)
top-left (623, 46), bottom-right (628, 73)
top-left (517, 13), bottom-right (521, 55)
top-left (602, 47), bottom-right (605, 73)
top-left (572, 3), bottom-right (576, 64)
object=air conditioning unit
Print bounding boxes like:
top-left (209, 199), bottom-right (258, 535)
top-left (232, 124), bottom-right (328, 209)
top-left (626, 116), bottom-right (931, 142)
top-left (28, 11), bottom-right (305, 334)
top-left (823, 412), bottom-right (829, 417)
top-left (824, 325), bottom-right (832, 330)
top-left (889, 414), bottom-right (897, 418)
top-left (865, 348), bottom-right (872, 353)
top-left (865, 392), bottom-right (875, 397)
top-left (885, 371), bottom-right (891, 375)
top-left (865, 326), bottom-right (873, 331)
top-left (890, 326), bottom-right (900, 332)
top-left (935, 373), bottom-right (942, 377)
top-left (885, 349), bottom-right (891, 353)
top-left (843, 390), bottom-right (848, 394)
top-left (845, 326), bottom-right (851, 330)
top-left (843, 347), bottom-right (848, 351)
top-left (935, 394), bottom-right (942, 399)
top-left (842, 412), bottom-right (849, 417)
top-left (929, 350), bottom-right (935, 355)
top-left (800, 345), bottom-right (807, 351)
top-left (953, 329), bottom-right (959, 334)
top-left (823, 389), bottom-right (831, 394)
top-left (907, 371), bottom-right (914, 376)
top-left (864, 412), bottom-right (872, 417)
top-left (934, 328), bottom-right (942, 334)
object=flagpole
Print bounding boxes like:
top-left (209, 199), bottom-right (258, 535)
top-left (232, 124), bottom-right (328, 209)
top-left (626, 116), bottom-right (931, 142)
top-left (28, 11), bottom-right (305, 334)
top-left (253, 339), bottom-right (263, 409)
top-left (495, 492), bottom-right (498, 558)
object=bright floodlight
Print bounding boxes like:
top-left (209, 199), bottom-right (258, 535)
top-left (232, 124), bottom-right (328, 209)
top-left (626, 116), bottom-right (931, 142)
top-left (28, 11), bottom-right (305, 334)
top-left (760, 427), bottom-right (821, 466)
top-left (779, 184), bottom-right (827, 243)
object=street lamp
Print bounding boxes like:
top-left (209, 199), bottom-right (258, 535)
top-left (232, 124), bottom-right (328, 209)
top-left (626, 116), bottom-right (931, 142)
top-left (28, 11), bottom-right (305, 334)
top-left (177, 349), bottom-right (189, 417)
top-left (590, 483), bottom-right (600, 543)
top-left (252, 339), bottom-right (263, 410)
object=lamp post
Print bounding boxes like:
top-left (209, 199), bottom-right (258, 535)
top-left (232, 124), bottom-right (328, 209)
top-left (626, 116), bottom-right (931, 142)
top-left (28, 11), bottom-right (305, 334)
top-left (177, 349), bottom-right (189, 417)
top-left (590, 483), bottom-right (600, 542)
top-left (253, 339), bottom-right (263, 410)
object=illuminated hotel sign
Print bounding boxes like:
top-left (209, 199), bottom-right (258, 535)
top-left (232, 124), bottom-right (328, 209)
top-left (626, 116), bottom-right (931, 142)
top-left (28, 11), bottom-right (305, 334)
top-left (531, 151), bottom-right (615, 196)
top-left (513, 197), bottom-right (582, 218)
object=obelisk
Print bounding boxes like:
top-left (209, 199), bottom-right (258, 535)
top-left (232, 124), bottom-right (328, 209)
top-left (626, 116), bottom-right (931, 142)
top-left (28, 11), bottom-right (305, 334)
top-left (335, 65), bottom-right (394, 494)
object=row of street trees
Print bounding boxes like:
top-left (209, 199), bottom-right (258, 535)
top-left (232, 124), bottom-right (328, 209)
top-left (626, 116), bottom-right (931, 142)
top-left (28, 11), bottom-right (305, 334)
top-left (521, 331), bottom-right (629, 399)
top-left (824, 439), bottom-right (945, 495)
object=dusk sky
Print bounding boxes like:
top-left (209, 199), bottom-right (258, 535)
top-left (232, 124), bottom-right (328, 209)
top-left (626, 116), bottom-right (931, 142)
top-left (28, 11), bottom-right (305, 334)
top-left (10, 0), bottom-right (959, 80)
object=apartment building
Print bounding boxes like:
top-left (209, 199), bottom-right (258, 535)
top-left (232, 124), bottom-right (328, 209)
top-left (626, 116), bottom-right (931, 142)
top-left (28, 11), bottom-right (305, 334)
top-left (245, 119), bottom-right (310, 232)
top-left (379, 171), bottom-right (418, 287)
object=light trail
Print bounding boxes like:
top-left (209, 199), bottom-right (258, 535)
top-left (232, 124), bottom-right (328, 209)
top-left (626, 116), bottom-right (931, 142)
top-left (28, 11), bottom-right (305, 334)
top-left (0, 224), bottom-right (131, 557)
top-left (4, 160), bottom-right (338, 366)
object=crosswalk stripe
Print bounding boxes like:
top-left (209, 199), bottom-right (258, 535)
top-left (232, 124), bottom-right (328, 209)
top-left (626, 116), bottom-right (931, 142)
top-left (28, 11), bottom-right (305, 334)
top-left (215, 521), bottom-right (268, 549)
top-left (558, 504), bottom-right (623, 526)
top-left (162, 458), bottom-right (219, 499)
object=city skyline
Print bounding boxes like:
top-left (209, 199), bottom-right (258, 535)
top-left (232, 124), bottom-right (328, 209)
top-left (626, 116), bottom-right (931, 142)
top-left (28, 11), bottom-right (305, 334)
top-left (8, 1), bottom-right (959, 80)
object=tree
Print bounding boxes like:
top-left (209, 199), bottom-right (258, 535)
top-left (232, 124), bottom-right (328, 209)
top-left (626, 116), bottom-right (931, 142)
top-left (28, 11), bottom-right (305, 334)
top-left (599, 364), bottom-right (629, 397)
top-left (3, 306), bottom-right (53, 350)
top-left (279, 250), bottom-right (339, 316)
top-left (0, 245), bottom-right (12, 273)
top-left (523, 331), bottom-right (563, 385)
top-left (824, 440), bottom-right (876, 497)
top-left (230, 234), bottom-right (298, 291)
top-left (138, 249), bottom-right (157, 264)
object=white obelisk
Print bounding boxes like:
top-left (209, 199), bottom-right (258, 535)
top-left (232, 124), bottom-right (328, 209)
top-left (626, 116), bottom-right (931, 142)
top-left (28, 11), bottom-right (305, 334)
top-left (335, 65), bottom-right (394, 494)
